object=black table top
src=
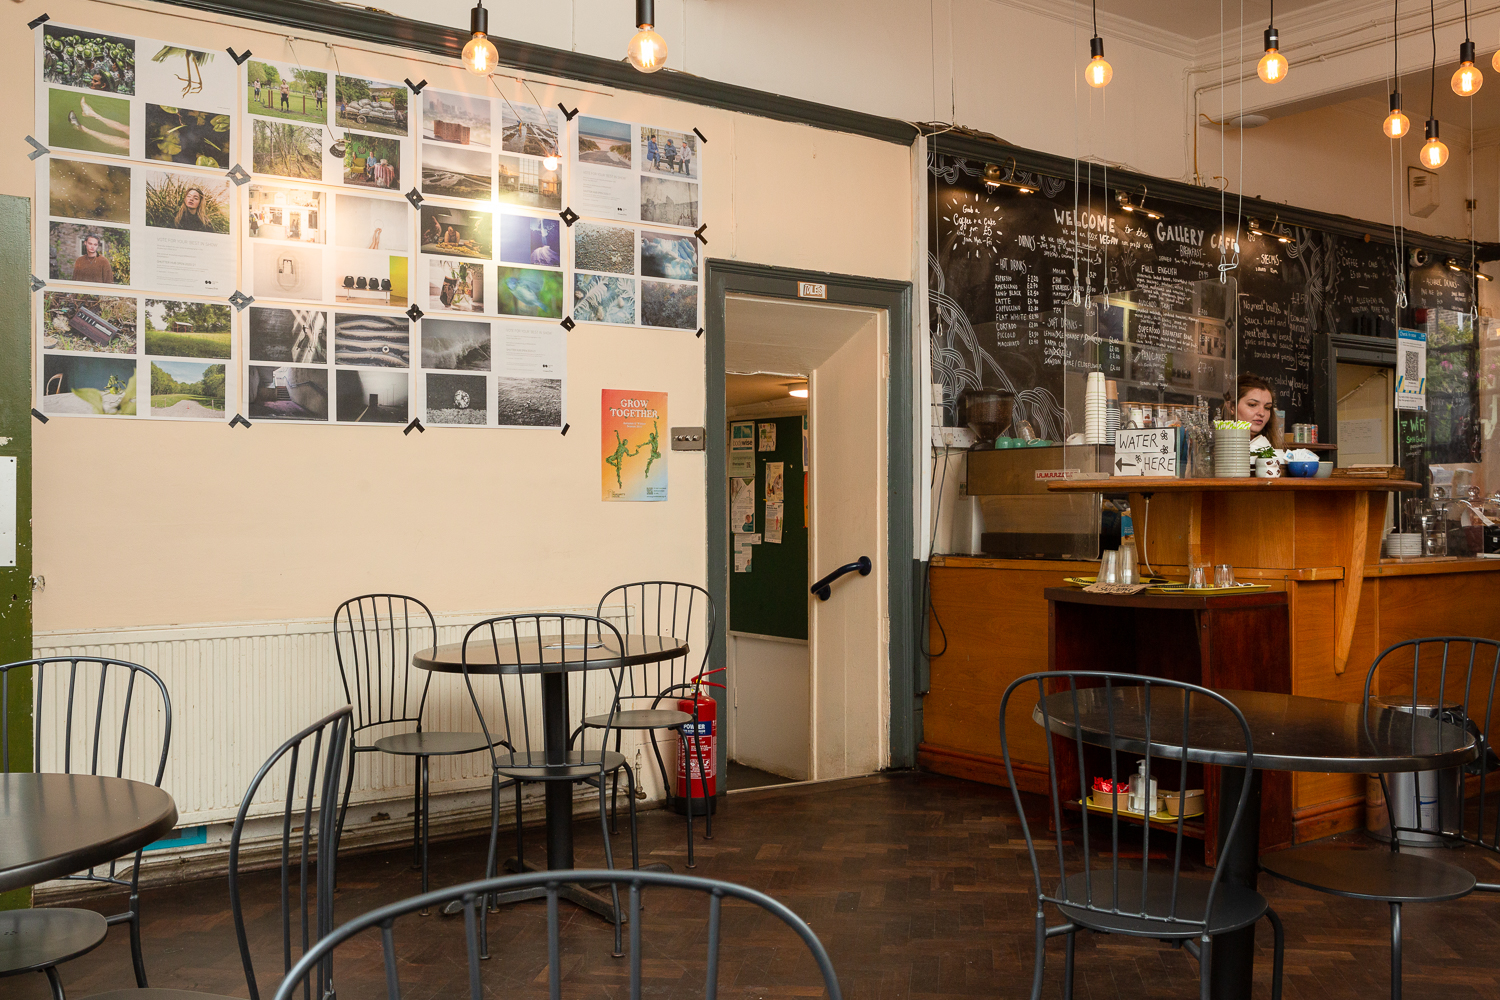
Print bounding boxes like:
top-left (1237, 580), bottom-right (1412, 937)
top-left (414, 634), bottom-right (688, 675)
top-left (1032, 687), bottom-right (1477, 772)
top-left (0, 773), bottom-right (179, 893)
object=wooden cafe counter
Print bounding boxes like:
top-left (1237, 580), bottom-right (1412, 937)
top-left (921, 476), bottom-right (1500, 851)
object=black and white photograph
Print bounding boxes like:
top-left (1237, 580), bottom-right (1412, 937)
top-left (336, 368), bottom-right (408, 423)
top-left (249, 306), bottom-right (326, 363)
top-left (423, 89), bottom-right (491, 147)
top-left (335, 194), bottom-right (408, 250)
top-left (574, 222), bottom-right (635, 274)
top-left (640, 229), bottom-right (698, 280)
top-left (248, 185), bottom-right (325, 242)
top-left (247, 364), bottom-right (328, 420)
top-left (421, 143), bottom-right (491, 202)
top-left (494, 376), bottom-right (562, 427)
top-left (421, 318), bottom-right (490, 371)
top-left (252, 243), bottom-right (324, 301)
top-left (334, 312), bottom-right (410, 368)
top-left (425, 372), bottom-right (487, 425)
top-left (640, 127), bottom-right (697, 178)
top-left (642, 279), bottom-right (698, 330)
top-left (640, 176), bottom-right (699, 228)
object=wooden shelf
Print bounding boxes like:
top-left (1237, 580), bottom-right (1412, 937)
top-left (1047, 477), bottom-right (1419, 493)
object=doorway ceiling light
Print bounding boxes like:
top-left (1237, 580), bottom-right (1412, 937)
top-left (1383, 0), bottom-right (1410, 137)
top-left (1116, 189), bottom-right (1162, 220)
top-left (1451, 0), bottom-right (1483, 94)
top-left (1422, 0), bottom-right (1449, 167)
top-left (786, 382), bottom-right (809, 398)
top-left (627, 0), bottom-right (668, 73)
top-left (1085, 0), bottom-right (1112, 88)
top-left (983, 161), bottom-right (1036, 194)
top-left (1258, 0), bottom-right (1289, 83)
top-left (461, 0), bottom-right (499, 76)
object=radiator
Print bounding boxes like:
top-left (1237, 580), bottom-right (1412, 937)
top-left (33, 608), bottom-right (675, 830)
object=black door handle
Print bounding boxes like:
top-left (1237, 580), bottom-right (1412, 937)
top-left (811, 556), bottom-right (872, 601)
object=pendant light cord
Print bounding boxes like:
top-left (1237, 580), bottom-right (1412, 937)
top-left (1391, 0), bottom-right (1407, 309)
top-left (1092, 0), bottom-right (1098, 37)
top-left (1430, 0), bottom-right (1437, 122)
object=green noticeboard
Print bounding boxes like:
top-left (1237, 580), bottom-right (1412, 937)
top-left (728, 415), bottom-right (808, 640)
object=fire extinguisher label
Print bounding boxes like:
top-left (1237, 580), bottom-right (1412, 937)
top-left (683, 721), bottom-right (713, 737)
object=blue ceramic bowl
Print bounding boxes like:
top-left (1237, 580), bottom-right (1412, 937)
top-left (1285, 460), bottom-right (1319, 478)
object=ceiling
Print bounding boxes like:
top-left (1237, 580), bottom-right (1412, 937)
top-left (1102, 0), bottom-right (1329, 40)
top-left (724, 294), bottom-right (882, 375)
top-left (727, 372), bottom-right (806, 408)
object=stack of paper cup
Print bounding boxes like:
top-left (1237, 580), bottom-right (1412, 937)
top-left (1212, 421), bottom-right (1252, 478)
top-left (1104, 380), bottom-right (1120, 442)
top-left (1085, 372), bottom-right (1107, 444)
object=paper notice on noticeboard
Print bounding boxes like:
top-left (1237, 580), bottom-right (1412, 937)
top-left (731, 476), bottom-right (755, 532)
top-left (758, 421), bottom-right (776, 451)
top-left (765, 501), bottom-right (783, 543)
top-left (729, 420), bottom-right (755, 476)
top-left (765, 461), bottom-right (785, 501)
top-left (733, 532), bottom-right (755, 572)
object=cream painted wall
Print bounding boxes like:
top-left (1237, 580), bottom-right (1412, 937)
top-left (9, 0), bottom-right (913, 632)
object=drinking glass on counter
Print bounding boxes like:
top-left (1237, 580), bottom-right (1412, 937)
top-left (1097, 550), bottom-right (1119, 585)
top-left (1214, 564), bottom-right (1235, 587)
top-left (1188, 562), bottom-right (1210, 589)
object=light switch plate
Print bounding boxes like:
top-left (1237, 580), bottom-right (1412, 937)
top-left (670, 426), bottom-right (706, 451)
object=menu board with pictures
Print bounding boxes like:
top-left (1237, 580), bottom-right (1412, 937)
top-left (34, 23), bottom-right (239, 420)
top-left (31, 19), bottom-right (706, 426)
top-left (570, 116), bottom-right (702, 331)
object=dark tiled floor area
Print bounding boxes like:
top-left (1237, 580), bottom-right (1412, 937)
top-left (14, 772), bottom-right (1500, 999)
top-left (727, 759), bottom-right (796, 790)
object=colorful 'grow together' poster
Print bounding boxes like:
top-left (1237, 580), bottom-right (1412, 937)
top-left (601, 388), bottom-right (667, 501)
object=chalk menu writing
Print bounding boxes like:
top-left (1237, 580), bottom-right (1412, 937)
top-left (930, 153), bottom-right (1421, 429)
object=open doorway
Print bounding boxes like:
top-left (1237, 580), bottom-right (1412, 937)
top-left (705, 260), bottom-right (917, 797)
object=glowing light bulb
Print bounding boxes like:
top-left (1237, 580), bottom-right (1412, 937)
top-left (1421, 119), bottom-right (1449, 168)
top-left (1085, 36), bottom-right (1112, 88)
top-left (1258, 28), bottom-right (1287, 83)
top-left (542, 154), bottom-right (560, 171)
top-left (627, 26), bottom-right (667, 72)
top-left (788, 387), bottom-right (808, 398)
top-left (1452, 42), bottom-right (1483, 95)
top-left (461, 2), bottom-right (497, 77)
top-left (1492, 47), bottom-right (1500, 73)
top-left (1383, 93), bottom-right (1409, 138)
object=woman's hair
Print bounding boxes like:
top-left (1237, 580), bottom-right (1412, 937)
top-left (1224, 373), bottom-right (1283, 447)
top-left (174, 188), bottom-right (207, 228)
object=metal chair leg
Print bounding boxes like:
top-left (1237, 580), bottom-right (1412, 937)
top-left (480, 773), bottom-right (500, 958)
top-left (513, 781), bottom-right (525, 872)
top-left (127, 892), bottom-right (148, 986)
top-left (335, 744), bottom-right (357, 849)
top-left (1265, 908), bottom-right (1285, 1000)
top-left (1062, 930), bottom-right (1075, 1000)
top-left (1390, 902), bottom-right (1402, 1000)
top-left (623, 763), bottom-right (641, 871)
top-left (419, 757), bottom-right (432, 912)
top-left (1197, 935), bottom-right (1212, 1000)
top-left (610, 730), bottom-right (623, 835)
top-left (596, 771), bottom-right (624, 959)
top-left (43, 965), bottom-right (66, 1000)
top-left (692, 722), bottom-right (713, 841)
top-left (411, 760), bottom-right (422, 871)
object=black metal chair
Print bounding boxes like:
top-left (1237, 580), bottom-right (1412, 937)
top-left (271, 869), bottom-right (842, 1000)
top-left (583, 581), bottom-right (717, 866)
top-left (77, 706), bottom-right (352, 1000)
top-left (1261, 637), bottom-right (1497, 1000)
top-left (1000, 671), bottom-right (1284, 1000)
top-left (460, 614), bottom-right (638, 953)
top-left (333, 594), bottom-right (509, 900)
top-left (0, 657), bottom-right (171, 992)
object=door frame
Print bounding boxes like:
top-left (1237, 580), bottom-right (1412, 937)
top-left (705, 258), bottom-right (917, 776)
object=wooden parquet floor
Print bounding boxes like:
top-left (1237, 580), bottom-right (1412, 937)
top-left (12, 772), bottom-right (1500, 999)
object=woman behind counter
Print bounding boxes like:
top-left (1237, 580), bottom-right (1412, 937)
top-left (1225, 373), bottom-right (1284, 454)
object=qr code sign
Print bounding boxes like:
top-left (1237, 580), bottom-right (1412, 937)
top-left (1404, 350), bottom-right (1420, 383)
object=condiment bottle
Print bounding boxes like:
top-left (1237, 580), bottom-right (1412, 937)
top-left (1127, 758), bottom-right (1158, 815)
top-left (1117, 510), bottom-right (1138, 584)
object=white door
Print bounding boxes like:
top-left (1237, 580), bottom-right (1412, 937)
top-left (809, 310), bottom-right (888, 779)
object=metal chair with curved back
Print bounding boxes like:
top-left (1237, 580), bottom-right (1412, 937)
top-left (460, 614), bottom-right (639, 955)
top-left (1000, 671), bottom-right (1284, 1000)
top-left (271, 869), bottom-right (842, 1000)
top-left (333, 594), bottom-right (511, 899)
top-left (586, 582), bottom-right (717, 866)
top-left (1262, 636), bottom-right (1498, 999)
top-left (81, 706), bottom-right (352, 1000)
top-left (0, 657), bottom-right (171, 993)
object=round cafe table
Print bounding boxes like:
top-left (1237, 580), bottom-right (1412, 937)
top-left (1033, 687), bottom-right (1475, 1000)
top-left (414, 634), bottom-right (686, 921)
top-left (1, 772), bottom-right (178, 893)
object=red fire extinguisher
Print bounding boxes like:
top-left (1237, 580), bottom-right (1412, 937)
top-left (673, 669), bottom-right (724, 816)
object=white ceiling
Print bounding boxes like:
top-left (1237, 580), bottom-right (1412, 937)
top-left (1099, 0), bottom-right (1330, 40)
top-left (723, 294), bottom-right (881, 375)
top-left (727, 372), bottom-right (806, 408)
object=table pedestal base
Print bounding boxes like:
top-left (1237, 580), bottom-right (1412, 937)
top-left (1211, 766), bottom-right (1262, 1000)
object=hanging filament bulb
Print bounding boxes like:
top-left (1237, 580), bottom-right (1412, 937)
top-left (1383, 92), bottom-right (1410, 138)
top-left (1452, 40), bottom-right (1483, 95)
top-left (627, 0), bottom-right (667, 73)
top-left (1421, 119), bottom-right (1449, 168)
top-left (542, 152), bottom-right (560, 171)
top-left (461, 0), bottom-right (499, 76)
top-left (1085, 36), bottom-right (1112, 88)
top-left (1258, 26), bottom-right (1289, 83)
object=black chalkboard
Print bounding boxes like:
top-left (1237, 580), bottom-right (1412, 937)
top-left (929, 154), bottom-right (1410, 429)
